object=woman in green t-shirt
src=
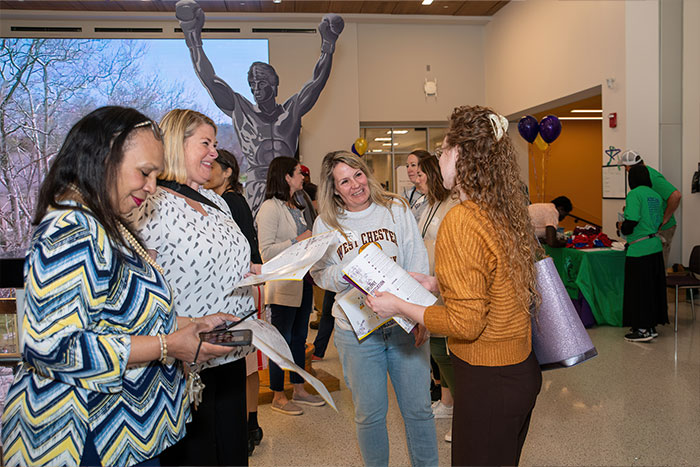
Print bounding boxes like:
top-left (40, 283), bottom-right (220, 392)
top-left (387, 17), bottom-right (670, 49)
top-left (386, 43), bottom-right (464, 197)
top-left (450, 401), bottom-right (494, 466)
top-left (618, 165), bottom-right (669, 342)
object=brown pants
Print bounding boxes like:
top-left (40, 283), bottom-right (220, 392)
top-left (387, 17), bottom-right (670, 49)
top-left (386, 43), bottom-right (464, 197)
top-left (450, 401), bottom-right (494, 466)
top-left (450, 352), bottom-right (541, 466)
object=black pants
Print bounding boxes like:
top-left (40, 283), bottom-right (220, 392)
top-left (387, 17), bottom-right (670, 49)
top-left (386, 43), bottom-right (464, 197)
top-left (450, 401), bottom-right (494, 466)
top-left (451, 352), bottom-right (541, 466)
top-left (160, 359), bottom-right (248, 466)
top-left (622, 252), bottom-right (669, 329)
top-left (269, 280), bottom-right (313, 390)
top-left (313, 290), bottom-right (336, 358)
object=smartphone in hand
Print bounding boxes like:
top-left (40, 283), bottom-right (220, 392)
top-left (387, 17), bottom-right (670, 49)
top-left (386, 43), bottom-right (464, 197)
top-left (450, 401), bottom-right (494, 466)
top-left (199, 328), bottom-right (252, 347)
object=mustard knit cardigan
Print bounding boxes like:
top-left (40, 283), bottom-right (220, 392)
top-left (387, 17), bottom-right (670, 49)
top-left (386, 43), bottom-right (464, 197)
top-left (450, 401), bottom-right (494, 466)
top-left (424, 200), bottom-right (532, 366)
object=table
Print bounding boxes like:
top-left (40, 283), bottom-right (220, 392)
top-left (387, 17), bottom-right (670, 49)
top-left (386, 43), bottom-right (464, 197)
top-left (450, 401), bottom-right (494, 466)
top-left (544, 246), bottom-right (626, 326)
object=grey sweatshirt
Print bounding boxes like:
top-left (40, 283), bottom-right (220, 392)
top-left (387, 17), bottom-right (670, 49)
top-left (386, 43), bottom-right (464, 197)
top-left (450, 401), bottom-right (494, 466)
top-left (310, 201), bottom-right (429, 331)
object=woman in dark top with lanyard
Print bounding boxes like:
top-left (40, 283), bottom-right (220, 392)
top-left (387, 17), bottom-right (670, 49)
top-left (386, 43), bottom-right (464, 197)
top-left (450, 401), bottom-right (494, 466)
top-left (205, 148), bottom-right (265, 454)
top-left (415, 155), bottom-right (461, 441)
top-left (206, 148), bottom-right (262, 263)
top-left (402, 150), bottom-right (432, 221)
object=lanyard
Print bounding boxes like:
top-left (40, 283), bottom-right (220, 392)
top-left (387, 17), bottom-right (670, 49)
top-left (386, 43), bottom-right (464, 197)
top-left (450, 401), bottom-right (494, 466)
top-left (421, 201), bottom-right (442, 239)
top-left (157, 180), bottom-right (222, 212)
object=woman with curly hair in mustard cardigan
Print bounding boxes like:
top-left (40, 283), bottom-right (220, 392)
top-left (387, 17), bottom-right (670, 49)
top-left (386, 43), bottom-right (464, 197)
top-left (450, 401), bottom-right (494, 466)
top-left (368, 105), bottom-right (543, 466)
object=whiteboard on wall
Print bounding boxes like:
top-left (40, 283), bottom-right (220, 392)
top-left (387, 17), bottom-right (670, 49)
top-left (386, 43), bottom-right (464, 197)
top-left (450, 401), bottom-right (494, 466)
top-left (602, 165), bottom-right (627, 199)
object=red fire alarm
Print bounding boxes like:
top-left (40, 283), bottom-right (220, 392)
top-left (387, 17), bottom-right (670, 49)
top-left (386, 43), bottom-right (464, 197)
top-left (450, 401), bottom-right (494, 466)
top-left (608, 112), bottom-right (617, 128)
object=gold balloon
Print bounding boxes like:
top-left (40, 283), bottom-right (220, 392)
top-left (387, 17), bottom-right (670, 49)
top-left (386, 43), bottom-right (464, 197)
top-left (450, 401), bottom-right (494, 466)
top-left (354, 137), bottom-right (368, 155)
top-left (534, 133), bottom-right (549, 151)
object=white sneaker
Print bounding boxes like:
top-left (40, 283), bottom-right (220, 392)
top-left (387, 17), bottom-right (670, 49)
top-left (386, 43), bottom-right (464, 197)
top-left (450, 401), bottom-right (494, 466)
top-left (431, 400), bottom-right (453, 419)
top-left (444, 428), bottom-right (452, 443)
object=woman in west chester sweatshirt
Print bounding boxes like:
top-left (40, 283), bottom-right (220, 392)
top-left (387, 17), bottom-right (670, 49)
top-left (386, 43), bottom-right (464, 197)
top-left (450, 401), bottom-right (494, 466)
top-left (310, 150), bottom-right (438, 467)
top-left (367, 105), bottom-right (543, 466)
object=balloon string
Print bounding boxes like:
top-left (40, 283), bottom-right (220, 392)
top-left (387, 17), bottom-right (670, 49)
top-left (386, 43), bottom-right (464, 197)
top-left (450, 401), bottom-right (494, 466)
top-left (543, 146), bottom-right (550, 203)
top-left (540, 146), bottom-right (545, 203)
top-left (529, 144), bottom-right (538, 203)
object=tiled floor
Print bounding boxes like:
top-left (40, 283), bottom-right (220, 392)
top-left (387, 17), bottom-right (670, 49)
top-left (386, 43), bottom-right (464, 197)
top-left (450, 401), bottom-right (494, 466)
top-left (250, 299), bottom-right (700, 466)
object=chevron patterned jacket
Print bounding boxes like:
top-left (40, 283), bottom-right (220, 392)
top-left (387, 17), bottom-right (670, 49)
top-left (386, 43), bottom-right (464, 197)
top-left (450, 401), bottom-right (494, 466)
top-left (1, 202), bottom-right (189, 467)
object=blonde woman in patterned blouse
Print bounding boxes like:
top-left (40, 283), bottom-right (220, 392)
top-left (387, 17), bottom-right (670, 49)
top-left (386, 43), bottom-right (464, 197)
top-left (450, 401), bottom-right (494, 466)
top-left (1, 107), bottom-right (235, 467)
top-left (129, 108), bottom-right (258, 466)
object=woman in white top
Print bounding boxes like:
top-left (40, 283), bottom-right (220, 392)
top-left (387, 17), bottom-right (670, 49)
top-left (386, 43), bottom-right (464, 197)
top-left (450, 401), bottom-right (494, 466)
top-left (129, 109), bottom-right (256, 466)
top-left (401, 150), bottom-right (432, 221)
top-left (416, 154), bottom-right (460, 441)
top-left (310, 151), bottom-right (438, 467)
top-left (256, 156), bottom-right (325, 415)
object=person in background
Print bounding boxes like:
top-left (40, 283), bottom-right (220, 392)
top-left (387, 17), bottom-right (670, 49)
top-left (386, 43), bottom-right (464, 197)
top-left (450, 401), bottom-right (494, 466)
top-left (367, 105), bottom-right (542, 466)
top-left (311, 289), bottom-right (336, 361)
top-left (528, 195), bottom-right (572, 248)
top-left (620, 149), bottom-right (681, 267)
top-left (617, 164), bottom-right (669, 341)
top-left (205, 148), bottom-right (262, 265)
top-left (311, 150), bottom-right (438, 467)
top-left (402, 150), bottom-right (433, 222)
top-left (204, 148), bottom-right (265, 455)
top-left (301, 164), bottom-right (318, 202)
top-left (256, 156), bottom-right (325, 415)
top-left (1, 106), bottom-right (235, 467)
top-left (130, 108), bottom-right (257, 466)
top-left (415, 155), bottom-right (461, 443)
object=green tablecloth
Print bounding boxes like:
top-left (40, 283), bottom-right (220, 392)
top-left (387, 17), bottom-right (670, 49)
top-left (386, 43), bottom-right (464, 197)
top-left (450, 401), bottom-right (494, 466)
top-left (544, 246), bottom-right (626, 326)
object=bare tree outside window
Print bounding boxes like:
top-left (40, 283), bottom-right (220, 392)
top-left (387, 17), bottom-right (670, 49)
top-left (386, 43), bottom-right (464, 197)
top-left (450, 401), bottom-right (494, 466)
top-left (0, 38), bottom-right (200, 253)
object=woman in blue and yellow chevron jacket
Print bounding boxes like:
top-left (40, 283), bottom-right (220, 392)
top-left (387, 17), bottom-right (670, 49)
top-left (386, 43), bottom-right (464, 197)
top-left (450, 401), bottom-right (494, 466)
top-left (1, 106), bottom-right (237, 467)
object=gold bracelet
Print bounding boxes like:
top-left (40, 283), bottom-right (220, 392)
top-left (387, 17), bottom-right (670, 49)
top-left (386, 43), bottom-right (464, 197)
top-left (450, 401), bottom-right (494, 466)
top-left (158, 334), bottom-right (168, 364)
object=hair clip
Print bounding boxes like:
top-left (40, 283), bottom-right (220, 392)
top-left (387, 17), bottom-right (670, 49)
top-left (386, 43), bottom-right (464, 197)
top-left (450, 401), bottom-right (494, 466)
top-left (488, 113), bottom-right (509, 141)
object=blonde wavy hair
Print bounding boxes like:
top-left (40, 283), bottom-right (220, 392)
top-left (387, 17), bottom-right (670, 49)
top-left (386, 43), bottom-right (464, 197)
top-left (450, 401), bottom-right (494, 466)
top-left (318, 150), bottom-right (406, 236)
top-left (159, 109), bottom-right (216, 184)
top-left (446, 105), bottom-right (542, 312)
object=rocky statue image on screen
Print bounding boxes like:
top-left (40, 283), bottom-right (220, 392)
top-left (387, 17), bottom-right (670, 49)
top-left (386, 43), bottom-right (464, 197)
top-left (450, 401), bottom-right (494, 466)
top-left (175, 0), bottom-right (343, 215)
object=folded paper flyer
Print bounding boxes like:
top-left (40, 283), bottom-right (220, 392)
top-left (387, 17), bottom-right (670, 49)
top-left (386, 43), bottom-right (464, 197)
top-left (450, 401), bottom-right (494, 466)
top-left (234, 230), bottom-right (338, 287)
top-left (339, 243), bottom-right (437, 340)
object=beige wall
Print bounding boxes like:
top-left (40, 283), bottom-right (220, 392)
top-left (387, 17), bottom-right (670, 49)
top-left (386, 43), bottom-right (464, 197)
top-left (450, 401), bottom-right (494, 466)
top-left (682, 0), bottom-right (700, 260)
top-left (484, 0), bottom-right (628, 240)
top-left (356, 22), bottom-right (484, 122)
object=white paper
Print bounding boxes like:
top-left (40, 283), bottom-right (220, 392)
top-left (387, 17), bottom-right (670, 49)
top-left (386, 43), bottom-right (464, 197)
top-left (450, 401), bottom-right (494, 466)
top-left (337, 287), bottom-right (393, 340)
top-left (234, 230), bottom-right (338, 287)
top-left (236, 319), bottom-right (337, 411)
top-left (341, 243), bottom-right (437, 338)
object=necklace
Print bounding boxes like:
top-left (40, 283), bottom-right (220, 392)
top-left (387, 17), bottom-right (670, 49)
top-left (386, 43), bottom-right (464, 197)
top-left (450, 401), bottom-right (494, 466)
top-left (117, 222), bottom-right (165, 275)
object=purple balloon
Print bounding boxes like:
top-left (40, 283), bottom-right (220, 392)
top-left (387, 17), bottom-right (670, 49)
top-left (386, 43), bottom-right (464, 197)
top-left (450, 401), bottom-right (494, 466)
top-left (518, 116), bottom-right (539, 143)
top-left (539, 115), bottom-right (562, 143)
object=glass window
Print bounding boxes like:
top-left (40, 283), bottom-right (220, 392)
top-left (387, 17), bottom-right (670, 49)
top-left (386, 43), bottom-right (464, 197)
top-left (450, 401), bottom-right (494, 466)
top-left (428, 128), bottom-right (447, 154)
top-left (394, 128), bottom-right (427, 155)
top-left (360, 123), bottom-right (447, 194)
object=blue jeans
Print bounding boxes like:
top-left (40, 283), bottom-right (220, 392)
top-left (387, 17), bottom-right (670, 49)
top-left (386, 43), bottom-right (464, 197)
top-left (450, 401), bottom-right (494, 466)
top-left (269, 280), bottom-right (313, 391)
top-left (334, 323), bottom-right (438, 467)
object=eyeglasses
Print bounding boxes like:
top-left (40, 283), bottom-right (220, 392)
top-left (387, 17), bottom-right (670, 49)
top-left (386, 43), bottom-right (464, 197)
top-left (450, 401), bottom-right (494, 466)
top-left (434, 147), bottom-right (444, 160)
